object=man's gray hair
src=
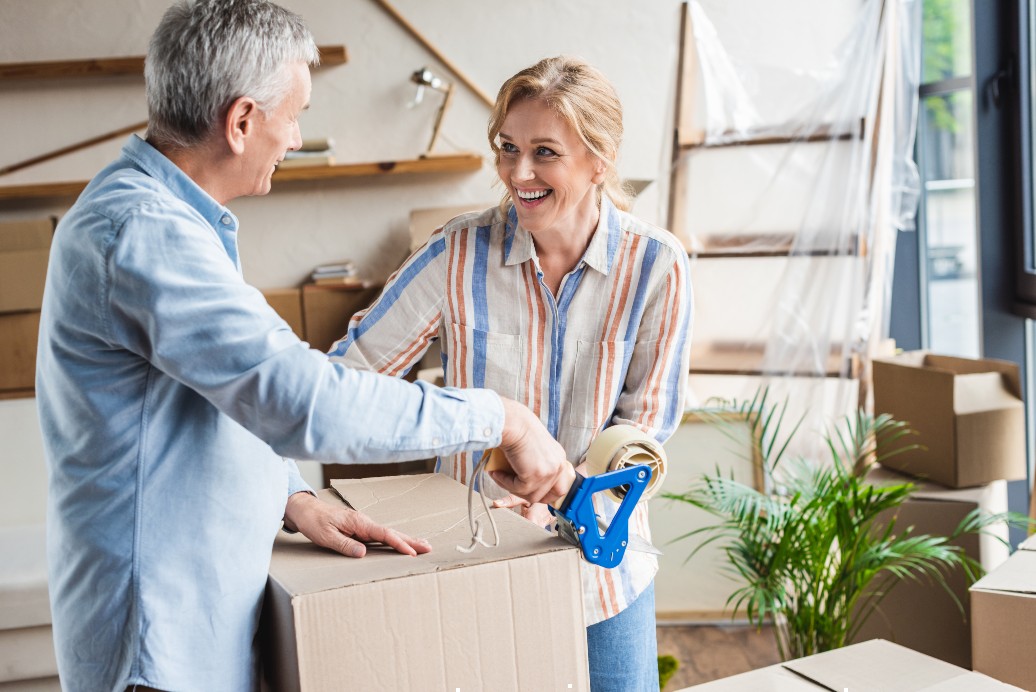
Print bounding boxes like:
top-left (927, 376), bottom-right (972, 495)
top-left (145, 0), bottom-right (318, 149)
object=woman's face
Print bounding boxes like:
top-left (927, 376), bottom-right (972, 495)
top-left (496, 98), bottom-right (607, 238)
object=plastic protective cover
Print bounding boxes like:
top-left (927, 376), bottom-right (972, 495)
top-left (677, 0), bottom-right (921, 451)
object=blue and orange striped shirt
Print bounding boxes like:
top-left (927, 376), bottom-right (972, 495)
top-left (330, 197), bottom-right (693, 624)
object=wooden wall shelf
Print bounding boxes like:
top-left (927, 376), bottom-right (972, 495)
top-left (0, 153), bottom-right (483, 202)
top-left (0, 45), bottom-right (348, 81)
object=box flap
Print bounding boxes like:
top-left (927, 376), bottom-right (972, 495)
top-left (1018, 534), bottom-right (1036, 552)
top-left (269, 474), bottom-right (576, 597)
top-left (954, 372), bottom-right (1024, 415)
top-left (674, 664), bottom-right (822, 690)
top-left (972, 549), bottom-right (1036, 596)
top-left (928, 353), bottom-right (1023, 400)
top-left (782, 639), bottom-right (1017, 691)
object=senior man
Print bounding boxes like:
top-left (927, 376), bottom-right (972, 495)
top-left (35, 1), bottom-right (572, 690)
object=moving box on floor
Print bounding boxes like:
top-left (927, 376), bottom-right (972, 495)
top-left (971, 535), bottom-right (1036, 691)
top-left (849, 467), bottom-right (1009, 667)
top-left (679, 639), bottom-right (1020, 691)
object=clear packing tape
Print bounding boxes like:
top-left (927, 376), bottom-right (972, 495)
top-left (677, 0), bottom-right (921, 445)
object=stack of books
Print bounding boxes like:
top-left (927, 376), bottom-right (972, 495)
top-left (279, 137), bottom-right (336, 169)
top-left (309, 259), bottom-right (366, 287)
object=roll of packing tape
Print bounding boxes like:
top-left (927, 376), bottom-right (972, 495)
top-left (585, 425), bottom-right (668, 502)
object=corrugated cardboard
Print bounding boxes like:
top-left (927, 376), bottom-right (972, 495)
top-left (0, 218), bottom-right (54, 314)
top-left (679, 639), bottom-right (1021, 691)
top-left (872, 351), bottom-right (1025, 487)
top-left (261, 474), bottom-right (588, 691)
top-left (0, 311), bottom-right (41, 396)
top-left (300, 283), bottom-right (381, 353)
top-left (971, 538), bottom-right (1036, 690)
top-left (261, 288), bottom-right (304, 339)
top-left (850, 467), bottom-right (1009, 667)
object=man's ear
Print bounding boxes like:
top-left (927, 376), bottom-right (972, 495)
top-left (225, 96), bottom-right (259, 155)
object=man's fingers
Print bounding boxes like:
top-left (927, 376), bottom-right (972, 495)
top-left (335, 511), bottom-right (431, 557)
top-left (329, 533), bottom-right (367, 559)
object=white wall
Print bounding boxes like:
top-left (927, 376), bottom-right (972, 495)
top-left (0, 1), bottom-right (684, 505)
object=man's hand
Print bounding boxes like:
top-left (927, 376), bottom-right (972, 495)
top-left (490, 398), bottom-right (576, 506)
top-left (283, 492), bottom-right (432, 558)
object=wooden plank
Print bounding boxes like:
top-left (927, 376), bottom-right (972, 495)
top-left (689, 341), bottom-right (854, 378)
top-left (271, 152), bottom-right (482, 182)
top-left (687, 232), bottom-right (863, 258)
top-left (674, 2), bottom-right (704, 148)
top-left (0, 44), bottom-right (348, 81)
top-left (0, 153), bottom-right (482, 202)
top-left (681, 120), bottom-right (864, 150)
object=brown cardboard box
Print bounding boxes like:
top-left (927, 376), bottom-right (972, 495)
top-left (971, 537), bottom-right (1036, 690)
top-left (849, 467), bottom-right (1009, 667)
top-left (300, 282), bottom-right (432, 485)
top-left (678, 639), bottom-right (1020, 690)
top-left (260, 288), bottom-right (304, 339)
top-left (0, 218), bottom-right (54, 314)
top-left (872, 351), bottom-right (1026, 487)
top-left (0, 311), bottom-right (41, 396)
top-left (261, 474), bottom-right (588, 691)
top-left (300, 283), bottom-right (381, 353)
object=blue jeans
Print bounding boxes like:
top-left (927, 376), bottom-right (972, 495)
top-left (586, 582), bottom-right (658, 691)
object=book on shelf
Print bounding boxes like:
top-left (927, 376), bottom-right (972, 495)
top-left (278, 154), bottom-right (335, 169)
top-left (298, 137), bottom-right (335, 153)
top-left (310, 276), bottom-right (372, 288)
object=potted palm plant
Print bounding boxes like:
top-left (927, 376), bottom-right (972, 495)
top-left (664, 388), bottom-right (1024, 661)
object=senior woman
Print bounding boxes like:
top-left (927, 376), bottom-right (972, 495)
top-left (330, 56), bottom-right (693, 690)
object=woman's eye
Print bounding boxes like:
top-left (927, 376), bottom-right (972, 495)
top-left (500, 142), bottom-right (518, 154)
top-left (536, 147), bottom-right (557, 157)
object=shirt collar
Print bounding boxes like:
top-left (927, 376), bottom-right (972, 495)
top-left (120, 134), bottom-right (239, 233)
top-left (502, 195), bottom-right (620, 275)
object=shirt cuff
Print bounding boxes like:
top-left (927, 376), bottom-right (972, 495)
top-left (461, 387), bottom-right (504, 447)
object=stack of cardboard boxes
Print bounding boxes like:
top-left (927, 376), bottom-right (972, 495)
top-left (0, 218), bottom-right (54, 398)
top-left (861, 351), bottom-right (1030, 688)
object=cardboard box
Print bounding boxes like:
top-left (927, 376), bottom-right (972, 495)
top-left (679, 639), bottom-right (1021, 691)
top-left (261, 288), bottom-right (304, 339)
top-left (0, 218), bottom-right (55, 314)
top-left (0, 311), bottom-right (41, 396)
top-left (300, 283), bottom-right (381, 353)
top-left (971, 536), bottom-right (1036, 690)
top-left (850, 467), bottom-right (1009, 667)
top-left (872, 351), bottom-right (1026, 487)
top-left (261, 474), bottom-right (588, 691)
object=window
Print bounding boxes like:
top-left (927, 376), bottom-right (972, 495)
top-left (916, 0), bottom-right (980, 357)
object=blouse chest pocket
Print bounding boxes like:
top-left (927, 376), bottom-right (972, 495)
top-left (569, 338), bottom-right (634, 430)
top-left (443, 322), bottom-right (523, 400)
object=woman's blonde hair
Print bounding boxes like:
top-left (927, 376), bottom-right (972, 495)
top-left (488, 56), bottom-right (632, 212)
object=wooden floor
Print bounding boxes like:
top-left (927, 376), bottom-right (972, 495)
top-left (656, 623), bottom-right (781, 690)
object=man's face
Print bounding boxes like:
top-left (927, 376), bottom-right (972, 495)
top-left (242, 61), bottom-right (311, 197)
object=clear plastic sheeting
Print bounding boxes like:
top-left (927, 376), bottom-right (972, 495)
top-left (675, 0), bottom-right (921, 453)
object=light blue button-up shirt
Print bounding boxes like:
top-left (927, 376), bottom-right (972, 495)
top-left (36, 135), bottom-right (503, 692)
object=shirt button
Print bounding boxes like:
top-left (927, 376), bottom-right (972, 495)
top-left (221, 215), bottom-right (232, 225)
top-left (484, 427), bottom-right (493, 437)
top-left (432, 437), bottom-right (442, 446)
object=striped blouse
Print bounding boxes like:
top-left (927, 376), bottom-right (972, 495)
top-left (329, 197), bottom-right (693, 624)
